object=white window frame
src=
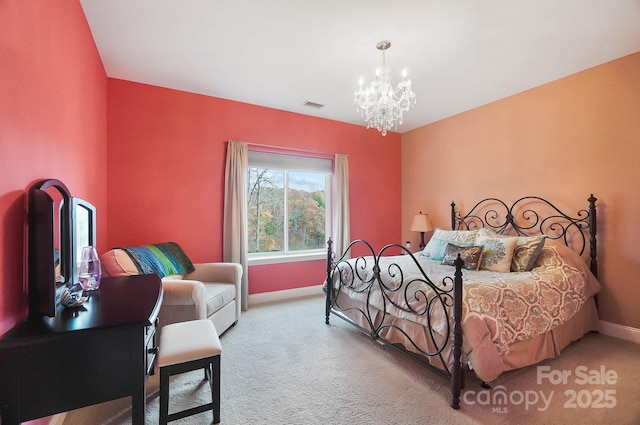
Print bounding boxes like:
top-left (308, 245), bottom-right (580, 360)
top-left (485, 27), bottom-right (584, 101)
top-left (247, 151), bottom-right (332, 266)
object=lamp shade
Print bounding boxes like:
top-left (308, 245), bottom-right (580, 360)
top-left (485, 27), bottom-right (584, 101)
top-left (410, 213), bottom-right (433, 233)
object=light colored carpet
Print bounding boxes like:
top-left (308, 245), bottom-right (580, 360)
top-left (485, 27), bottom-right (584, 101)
top-left (63, 295), bottom-right (640, 425)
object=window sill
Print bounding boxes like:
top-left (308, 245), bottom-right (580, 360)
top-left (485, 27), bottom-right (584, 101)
top-left (248, 251), bottom-right (326, 266)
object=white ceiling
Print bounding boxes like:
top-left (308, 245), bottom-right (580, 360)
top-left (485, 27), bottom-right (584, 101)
top-left (80, 0), bottom-right (640, 133)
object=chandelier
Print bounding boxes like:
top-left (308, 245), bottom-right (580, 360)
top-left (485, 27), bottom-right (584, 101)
top-left (354, 40), bottom-right (416, 136)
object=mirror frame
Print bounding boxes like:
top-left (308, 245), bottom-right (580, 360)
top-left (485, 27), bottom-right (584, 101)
top-left (27, 179), bottom-right (72, 318)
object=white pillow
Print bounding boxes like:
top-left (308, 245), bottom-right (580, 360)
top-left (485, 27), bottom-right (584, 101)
top-left (475, 233), bottom-right (518, 273)
top-left (476, 228), bottom-right (546, 272)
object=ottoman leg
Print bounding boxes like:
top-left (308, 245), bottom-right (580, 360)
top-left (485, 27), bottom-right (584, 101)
top-left (213, 356), bottom-right (221, 424)
top-left (159, 366), bottom-right (170, 425)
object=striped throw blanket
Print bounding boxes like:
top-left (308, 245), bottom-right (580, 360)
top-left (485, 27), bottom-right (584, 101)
top-left (118, 242), bottom-right (195, 278)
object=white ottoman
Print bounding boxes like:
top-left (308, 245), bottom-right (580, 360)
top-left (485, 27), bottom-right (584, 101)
top-left (158, 319), bottom-right (222, 424)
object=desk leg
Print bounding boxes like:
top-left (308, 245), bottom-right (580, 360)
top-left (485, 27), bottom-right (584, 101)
top-left (0, 410), bottom-right (20, 425)
top-left (0, 350), bottom-right (20, 425)
top-left (131, 328), bottom-right (147, 425)
top-left (132, 389), bottom-right (145, 425)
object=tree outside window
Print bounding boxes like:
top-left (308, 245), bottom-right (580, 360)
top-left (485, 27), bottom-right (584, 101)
top-left (248, 167), bottom-right (327, 255)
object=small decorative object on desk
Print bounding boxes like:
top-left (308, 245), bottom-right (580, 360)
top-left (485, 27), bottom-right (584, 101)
top-left (79, 246), bottom-right (102, 291)
top-left (60, 287), bottom-right (88, 308)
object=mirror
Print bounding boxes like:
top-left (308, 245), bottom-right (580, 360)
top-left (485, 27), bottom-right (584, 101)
top-left (46, 186), bottom-right (65, 284)
top-left (71, 198), bottom-right (97, 284)
top-left (27, 179), bottom-right (72, 317)
top-left (26, 179), bottom-right (98, 317)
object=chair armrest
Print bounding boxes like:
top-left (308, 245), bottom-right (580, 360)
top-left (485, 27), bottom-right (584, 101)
top-left (161, 279), bottom-right (207, 320)
top-left (186, 263), bottom-right (243, 323)
top-left (185, 263), bottom-right (243, 286)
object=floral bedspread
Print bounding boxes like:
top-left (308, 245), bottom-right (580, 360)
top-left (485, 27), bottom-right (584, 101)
top-left (331, 242), bottom-right (601, 370)
top-left (461, 246), bottom-right (591, 355)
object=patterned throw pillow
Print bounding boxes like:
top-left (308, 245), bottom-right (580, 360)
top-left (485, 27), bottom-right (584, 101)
top-left (511, 235), bottom-right (546, 272)
top-left (423, 228), bottom-right (479, 261)
top-left (475, 234), bottom-right (518, 273)
top-left (441, 243), bottom-right (484, 270)
top-left (476, 228), bottom-right (546, 272)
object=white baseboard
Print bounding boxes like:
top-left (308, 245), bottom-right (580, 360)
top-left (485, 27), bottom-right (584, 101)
top-left (249, 285), bottom-right (324, 306)
top-left (599, 320), bottom-right (640, 344)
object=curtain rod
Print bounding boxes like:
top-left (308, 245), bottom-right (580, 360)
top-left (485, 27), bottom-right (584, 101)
top-left (227, 140), bottom-right (346, 158)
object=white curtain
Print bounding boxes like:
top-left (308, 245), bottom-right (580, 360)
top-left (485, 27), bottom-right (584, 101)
top-left (332, 154), bottom-right (351, 257)
top-left (223, 141), bottom-right (249, 311)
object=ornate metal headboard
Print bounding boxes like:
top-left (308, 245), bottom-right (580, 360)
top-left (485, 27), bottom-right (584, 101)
top-left (450, 195), bottom-right (597, 277)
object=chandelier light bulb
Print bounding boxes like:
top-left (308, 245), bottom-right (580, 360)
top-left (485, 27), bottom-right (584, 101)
top-left (354, 40), bottom-right (416, 136)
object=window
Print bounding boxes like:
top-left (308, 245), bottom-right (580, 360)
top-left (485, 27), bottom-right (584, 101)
top-left (247, 151), bottom-right (332, 264)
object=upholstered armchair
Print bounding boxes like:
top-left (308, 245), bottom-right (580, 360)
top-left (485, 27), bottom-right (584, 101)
top-left (101, 243), bottom-right (242, 336)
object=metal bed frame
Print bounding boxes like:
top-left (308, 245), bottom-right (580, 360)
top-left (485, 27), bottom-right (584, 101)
top-left (324, 195), bottom-right (598, 409)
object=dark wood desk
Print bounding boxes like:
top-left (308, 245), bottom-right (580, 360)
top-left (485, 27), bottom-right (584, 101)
top-left (0, 274), bottom-right (163, 425)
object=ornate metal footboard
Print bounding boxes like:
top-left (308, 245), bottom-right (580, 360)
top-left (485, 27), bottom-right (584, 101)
top-left (324, 239), bottom-right (465, 409)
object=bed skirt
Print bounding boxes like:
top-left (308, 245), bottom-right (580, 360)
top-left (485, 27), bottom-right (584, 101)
top-left (332, 290), bottom-right (599, 383)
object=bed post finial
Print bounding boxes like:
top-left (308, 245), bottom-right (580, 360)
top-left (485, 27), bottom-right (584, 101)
top-left (451, 201), bottom-right (456, 230)
top-left (326, 237), bottom-right (333, 278)
top-left (325, 238), bottom-right (334, 325)
top-left (588, 195), bottom-right (598, 278)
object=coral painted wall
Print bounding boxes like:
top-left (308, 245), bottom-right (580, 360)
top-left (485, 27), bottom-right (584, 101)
top-left (402, 52), bottom-right (640, 329)
top-left (0, 1), bottom-right (107, 337)
top-left (106, 79), bottom-right (402, 294)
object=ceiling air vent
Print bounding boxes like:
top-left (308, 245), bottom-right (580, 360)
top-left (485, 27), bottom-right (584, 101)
top-left (302, 100), bottom-right (324, 109)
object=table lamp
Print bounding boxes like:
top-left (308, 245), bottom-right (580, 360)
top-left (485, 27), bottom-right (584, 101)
top-left (410, 212), bottom-right (433, 250)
